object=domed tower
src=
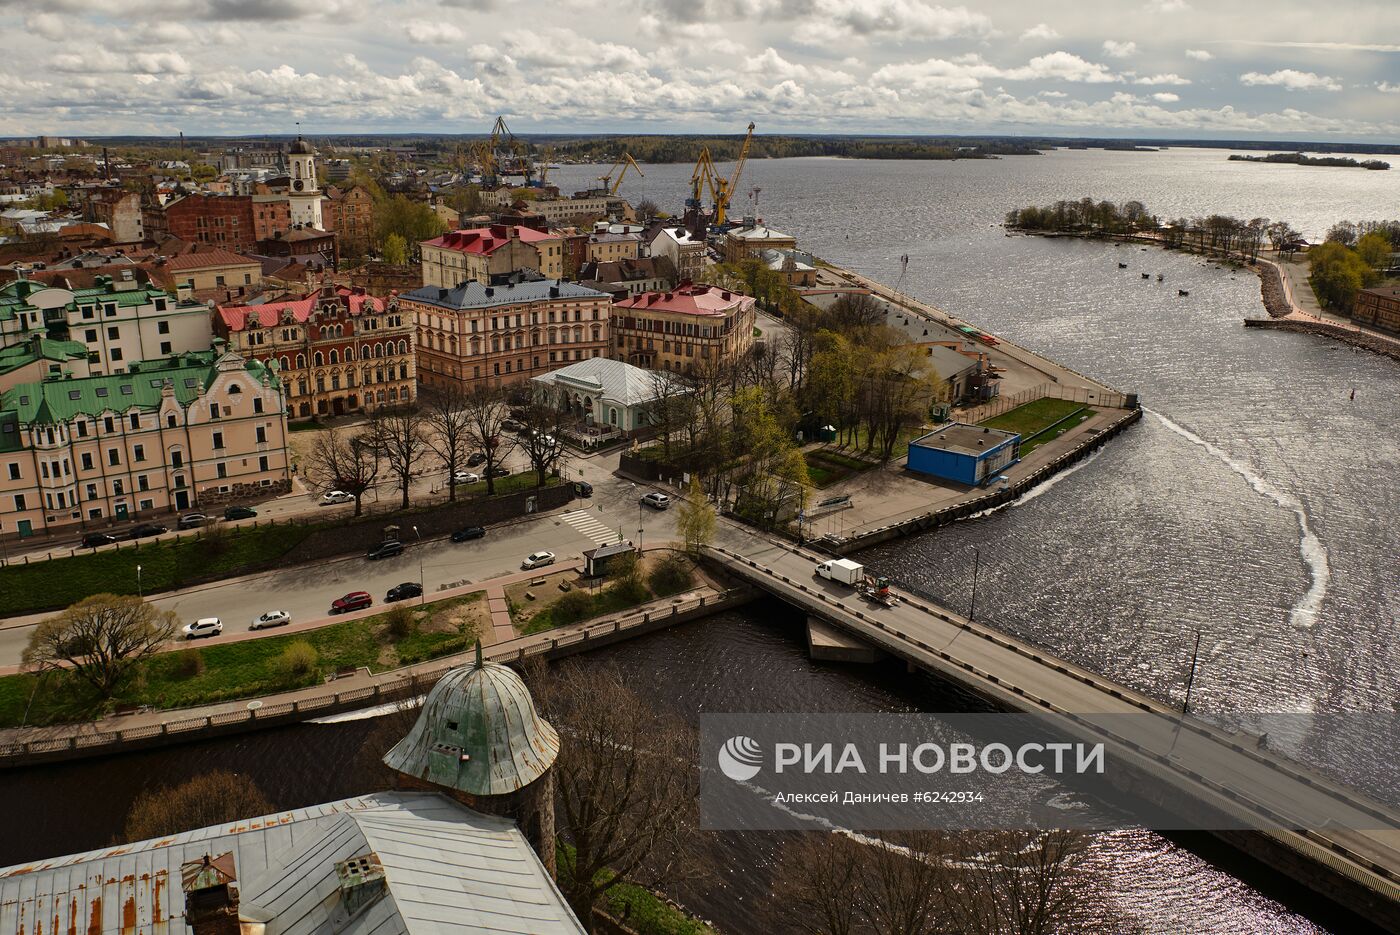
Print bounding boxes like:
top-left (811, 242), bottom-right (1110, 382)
top-left (287, 135), bottom-right (323, 229)
top-left (384, 644), bottom-right (560, 873)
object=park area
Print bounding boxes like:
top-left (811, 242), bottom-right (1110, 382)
top-left (980, 397), bottom-right (1093, 455)
top-left (508, 551), bottom-right (699, 635)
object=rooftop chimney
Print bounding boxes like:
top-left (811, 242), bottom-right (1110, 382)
top-left (334, 853), bottom-right (387, 924)
top-left (181, 853), bottom-right (240, 935)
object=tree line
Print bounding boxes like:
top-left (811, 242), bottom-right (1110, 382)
top-left (546, 135), bottom-right (1040, 165)
top-left (1309, 226), bottom-right (1394, 312)
top-left (1228, 153), bottom-right (1389, 170)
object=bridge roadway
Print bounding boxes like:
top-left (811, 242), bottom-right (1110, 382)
top-left (706, 534), bottom-right (1400, 930)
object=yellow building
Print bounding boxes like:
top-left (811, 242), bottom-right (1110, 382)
top-left (419, 225), bottom-right (564, 287)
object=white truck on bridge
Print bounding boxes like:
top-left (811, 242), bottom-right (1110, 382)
top-left (814, 558), bottom-right (864, 586)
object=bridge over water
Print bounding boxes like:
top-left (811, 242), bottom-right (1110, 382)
top-left (706, 539), bottom-right (1400, 931)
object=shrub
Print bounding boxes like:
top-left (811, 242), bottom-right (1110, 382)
top-left (648, 554), bottom-right (694, 596)
top-left (123, 770), bottom-right (274, 843)
top-left (384, 604), bottom-right (417, 641)
top-left (278, 641), bottom-right (319, 681)
top-left (551, 589), bottom-right (596, 625)
top-left (607, 552), bottom-right (649, 604)
top-left (173, 647), bottom-right (205, 679)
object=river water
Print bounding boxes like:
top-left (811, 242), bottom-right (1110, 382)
top-left (6, 150), bottom-right (1398, 933)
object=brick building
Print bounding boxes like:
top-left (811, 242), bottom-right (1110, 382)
top-left (215, 284), bottom-right (415, 420)
top-left (1352, 285), bottom-right (1400, 333)
top-left (402, 279), bottom-right (610, 392)
top-left (611, 282), bottom-right (756, 374)
top-left (324, 185), bottom-right (376, 259)
top-left (148, 194), bottom-right (257, 253)
top-left (257, 225), bottom-right (337, 270)
top-left (251, 194), bottom-right (291, 241)
top-left (83, 189), bottom-right (144, 243)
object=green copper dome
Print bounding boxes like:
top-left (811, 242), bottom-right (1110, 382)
top-left (383, 646), bottom-right (559, 796)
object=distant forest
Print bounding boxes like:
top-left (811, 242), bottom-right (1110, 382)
top-left (543, 136), bottom-right (1040, 162)
top-left (1228, 152), bottom-right (1390, 170)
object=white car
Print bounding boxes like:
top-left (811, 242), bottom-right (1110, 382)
top-left (320, 490), bottom-right (353, 505)
top-left (250, 610), bottom-right (291, 630)
top-left (640, 492), bottom-right (671, 510)
top-left (522, 550), bottom-right (555, 570)
top-left (451, 471), bottom-right (481, 486)
top-left (182, 617), bottom-right (223, 640)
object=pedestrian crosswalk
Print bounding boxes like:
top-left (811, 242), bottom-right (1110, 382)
top-left (561, 509), bottom-right (625, 547)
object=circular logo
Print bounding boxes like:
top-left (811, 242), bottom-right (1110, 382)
top-left (718, 735), bottom-right (763, 782)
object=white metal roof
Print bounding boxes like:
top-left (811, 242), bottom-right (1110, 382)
top-left (0, 793), bottom-right (583, 935)
top-left (531, 357), bottom-right (685, 408)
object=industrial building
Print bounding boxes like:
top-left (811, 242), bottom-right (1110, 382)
top-left (906, 422), bottom-right (1020, 486)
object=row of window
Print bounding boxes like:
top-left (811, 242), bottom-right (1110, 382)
top-left (13, 455), bottom-right (274, 515)
top-left (291, 364), bottom-right (410, 396)
top-left (423, 327), bottom-right (603, 355)
top-left (272, 341), bottom-right (409, 370)
top-left (423, 307), bottom-right (603, 333)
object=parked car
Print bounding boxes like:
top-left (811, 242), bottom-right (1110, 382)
top-left (250, 610), bottom-right (291, 630)
top-left (224, 505), bottom-right (257, 521)
top-left (466, 452), bottom-right (486, 467)
top-left (450, 471), bottom-right (481, 486)
top-left (501, 418), bottom-right (523, 431)
top-left (331, 591), bottom-right (373, 614)
top-left (320, 490), bottom-right (353, 505)
top-left (366, 540), bottom-right (404, 560)
top-left (176, 513), bottom-right (208, 530)
top-left (451, 525), bottom-right (486, 542)
top-left (522, 550), bottom-right (555, 570)
top-left (126, 522), bottom-right (168, 539)
top-left (573, 481), bottom-right (593, 498)
top-left (386, 581), bottom-right (423, 602)
top-left (640, 492), bottom-right (672, 510)
top-left (486, 466), bottom-right (511, 478)
top-left (182, 617), bottom-right (223, 640)
top-left (81, 532), bottom-right (118, 549)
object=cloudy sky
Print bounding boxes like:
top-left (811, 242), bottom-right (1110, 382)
top-left (2, 0), bottom-right (1398, 141)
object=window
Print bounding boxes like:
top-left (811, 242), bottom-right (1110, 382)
top-left (112, 479), bottom-right (124, 495)
top-left (137, 475), bottom-right (149, 492)
top-left (129, 413), bottom-right (139, 429)
top-left (108, 449), bottom-right (120, 466)
top-left (81, 452), bottom-right (93, 470)
top-left (107, 326), bottom-right (119, 340)
top-left (120, 384), bottom-right (133, 396)
top-left (215, 275), bottom-right (226, 287)
top-left (210, 403), bottom-right (220, 420)
top-left (103, 416), bottom-right (114, 433)
top-left (13, 494), bottom-right (25, 511)
top-left (171, 451), bottom-right (183, 467)
top-left (157, 320), bottom-right (170, 335)
top-left (5, 463), bottom-right (17, 481)
top-left (133, 444), bottom-right (145, 462)
top-left (85, 329), bottom-right (97, 342)
top-left (110, 348), bottom-right (123, 362)
top-left (256, 426), bottom-right (267, 443)
top-left (258, 455), bottom-right (269, 471)
top-left (86, 484), bottom-right (97, 501)
top-left (216, 462), bottom-right (227, 479)
top-left (253, 397), bottom-right (263, 413)
top-left (212, 431), bottom-right (225, 449)
top-left (139, 499), bottom-right (153, 512)
top-left (160, 342), bottom-right (172, 355)
top-left (167, 413), bottom-right (177, 428)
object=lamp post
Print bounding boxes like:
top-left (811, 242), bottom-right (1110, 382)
top-left (412, 525), bottom-right (424, 605)
top-left (1182, 628), bottom-right (1202, 715)
top-left (136, 563), bottom-right (143, 600)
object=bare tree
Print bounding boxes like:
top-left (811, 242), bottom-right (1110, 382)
top-left (124, 770), bottom-right (274, 842)
top-left (24, 594), bottom-right (178, 698)
top-left (304, 426), bottom-right (380, 516)
top-left (772, 833), bottom-right (862, 935)
top-left (516, 397), bottom-right (568, 488)
top-left (463, 383), bottom-right (516, 496)
top-left (533, 661), bottom-right (700, 931)
top-left (421, 386), bottom-right (475, 502)
top-left (946, 830), bottom-right (1097, 935)
top-left (367, 405), bottom-right (429, 510)
top-left (824, 291), bottom-right (885, 332)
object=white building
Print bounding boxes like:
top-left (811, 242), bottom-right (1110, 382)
top-left (287, 136), bottom-right (324, 230)
top-left (531, 356), bottom-right (686, 436)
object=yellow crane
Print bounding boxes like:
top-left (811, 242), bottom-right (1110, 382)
top-left (536, 145), bottom-right (556, 187)
top-left (712, 121), bottom-right (755, 227)
top-left (689, 147), bottom-right (719, 210)
top-left (598, 153), bottom-right (644, 194)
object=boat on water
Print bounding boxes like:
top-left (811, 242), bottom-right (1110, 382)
top-left (1157, 273), bottom-right (1165, 282)
top-left (1142, 272), bottom-right (1151, 279)
top-left (1119, 262), bottom-right (1129, 269)
top-left (1179, 289), bottom-right (1190, 296)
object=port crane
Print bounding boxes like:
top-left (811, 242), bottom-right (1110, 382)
top-left (597, 153), bottom-right (644, 194)
top-left (686, 121), bottom-right (756, 229)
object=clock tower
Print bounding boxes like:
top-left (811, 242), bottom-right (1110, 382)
top-left (287, 135), bottom-right (324, 229)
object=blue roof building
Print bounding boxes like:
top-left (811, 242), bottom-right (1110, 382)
top-left (906, 422), bottom-right (1020, 486)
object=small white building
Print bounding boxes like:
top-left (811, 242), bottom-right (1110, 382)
top-left (531, 357), bottom-right (685, 436)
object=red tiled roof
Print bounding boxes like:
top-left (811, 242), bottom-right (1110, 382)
top-left (164, 249), bottom-right (258, 270)
top-left (613, 282), bottom-right (754, 318)
top-left (216, 285), bottom-right (384, 331)
top-left (421, 225), bottom-right (555, 255)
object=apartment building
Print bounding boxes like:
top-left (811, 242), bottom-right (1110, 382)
top-left (323, 185), bottom-right (376, 259)
top-left (611, 282), bottom-right (757, 374)
top-left (402, 278), bottom-right (611, 392)
top-left (0, 344), bottom-right (289, 538)
top-left (647, 224), bottom-right (707, 283)
top-left (146, 194), bottom-right (257, 253)
top-left (723, 222), bottom-right (798, 263)
top-left (216, 284), bottom-right (415, 419)
top-left (156, 248), bottom-right (263, 298)
top-left (251, 194), bottom-right (291, 241)
top-left (0, 275), bottom-right (213, 374)
top-left (525, 195), bottom-right (628, 226)
top-left (586, 231), bottom-right (641, 264)
top-left (419, 225), bottom-right (565, 287)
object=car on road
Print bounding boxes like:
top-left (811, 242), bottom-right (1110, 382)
top-left (176, 513), bottom-right (208, 530)
top-left (451, 525), bottom-right (486, 542)
top-left (501, 418), bottom-right (523, 431)
top-left (573, 481), bottom-right (593, 498)
top-left (126, 522), bottom-right (169, 539)
top-left (366, 539), bottom-right (404, 560)
top-left (522, 550), bottom-right (555, 570)
top-left (640, 492), bottom-right (671, 510)
top-left (224, 505), bottom-right (257, 521)
top-left (250, 610), bottom-right (291, 630)
top-left (385, 581), bottom-right (423, 602)
top-left (331, 591), bottom-right (373, 614)
top-left (182, 617), bottom-right (223, 640)
top-left (450, 471), bottom-right (481, 486)
top-left (486, 466), bottom-right (511, 478)
top-left (466, 452), bottom-right (486, 467)
top-left (320, 490), bottom-right (354, 505)
top-left (81, 532), bottom-right (119, 549)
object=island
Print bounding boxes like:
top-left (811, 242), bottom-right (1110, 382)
top-left (1228, 152), bottom-right (1390, 170)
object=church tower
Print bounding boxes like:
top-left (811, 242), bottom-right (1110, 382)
top-left (287, 135), bottom-right (323, 229)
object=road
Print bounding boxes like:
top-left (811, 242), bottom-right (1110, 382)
top-left (0, 469), bottom-right (679, 665)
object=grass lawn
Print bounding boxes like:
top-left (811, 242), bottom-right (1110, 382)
top-left (0, 524), bottom-right (313, 616)
top-left (980, 398), bottom-right (1092, 455)
top-left (830, 424), bottom-right (926, 461)
top-left (0, 592), bottom-right (485, 728)
top-left (462, 472), bottom-right (560, 497)
top-left (558, 843), bottom-right (717, 935)
top-left (511, 555), bottom-right (696, 635)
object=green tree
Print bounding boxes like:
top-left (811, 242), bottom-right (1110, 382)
top-left (1356, 230), bottom-right (1392, 271)
top-left (1308, 241), bottom-right (1371, 311)
top-left (375, 195), bottom-right (446, 254)
top-left (23, 594), bottom-right (178, 698)
top-left (382, 232), bottom-right (409, 265)
top-left (675, 476), bottom-right (716, 554)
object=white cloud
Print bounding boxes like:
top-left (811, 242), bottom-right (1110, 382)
top-left (1135, 73), bottom-right (1190, 85)
top-left (1019, 23), bottom-right (1058, 41)
top-left (1014, 51), bottom-right (1119, 82)
top-left (404, 21), bottom-right (465, 45)
top-left (1185, 48), bottom-right (1212, 61)
top-left (1102, 40), bottom-right (1137, 58)
top-left (1145, 0), bottom-right (1190, 11)
top-left (1379, 82), bottom-right (1400, 93)
top-left (1239, 69), bottom-right (1342, 92)
top-left (1152, 91), bottom-right (1180, 101)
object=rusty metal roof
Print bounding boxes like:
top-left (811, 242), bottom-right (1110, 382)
top-left (0, 793), bottom-right (582, 935)
top-left (383, 655), bottom-right (559, 797)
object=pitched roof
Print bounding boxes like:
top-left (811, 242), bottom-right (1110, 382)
top-left (421, 226), bottom-right (556, 256)
top-left (613, 282), bottom-right (754, 318)
top-left (0, 337), bottom-right (88, 376)
top-left (532, 357), bottom-right (685, 407)
top-left (0, 792), bottom-right (584, 935)
top-left (163, 248), bottom-right (260, 271)
top-left (217, 285), bottom-right (384, 331)
top-left (403, 279), bottom-right (607, 311)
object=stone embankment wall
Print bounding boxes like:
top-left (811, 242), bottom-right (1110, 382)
top-left (1243, 318), bottom-right (1400, 362)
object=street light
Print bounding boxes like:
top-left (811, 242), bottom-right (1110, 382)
top-left (136, 563), bottom-right (143, 600)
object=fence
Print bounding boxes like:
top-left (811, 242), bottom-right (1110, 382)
top-left (0, 586), bottom-right (753, 766)
top-left (957, 382), bottom-right (1131, 424)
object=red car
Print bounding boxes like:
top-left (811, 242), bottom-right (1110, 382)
top-left (331, 591), bottom-right (373, 614)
